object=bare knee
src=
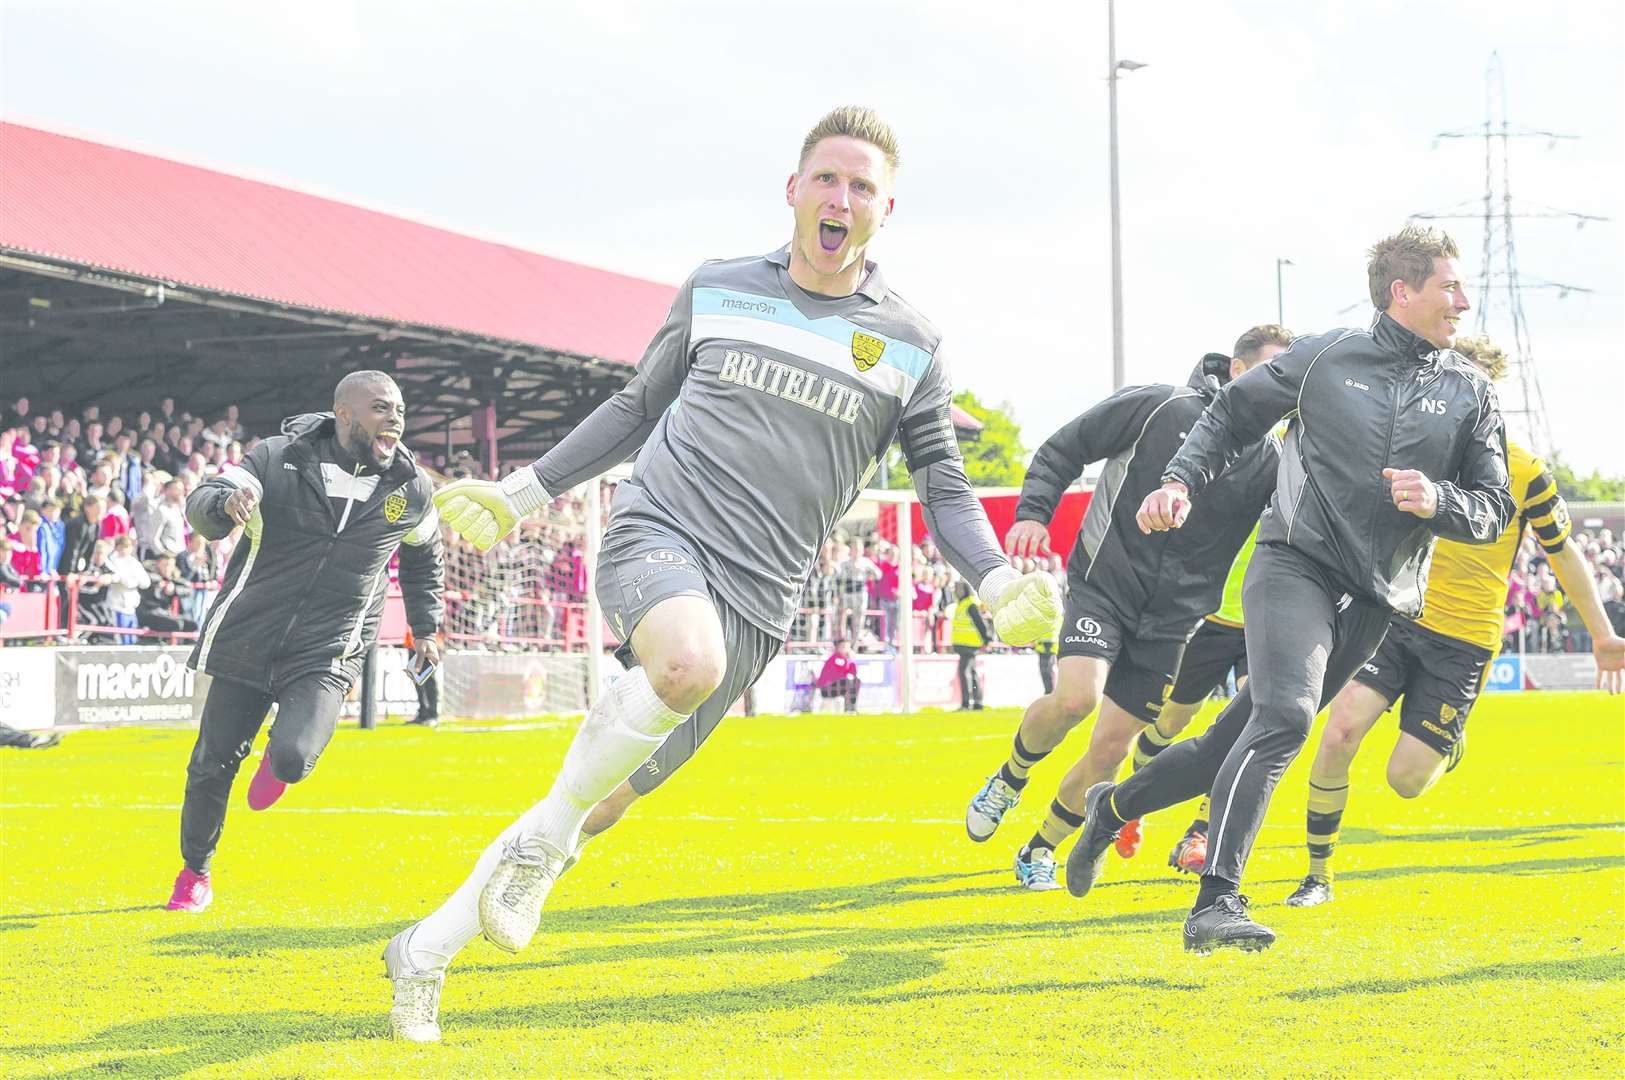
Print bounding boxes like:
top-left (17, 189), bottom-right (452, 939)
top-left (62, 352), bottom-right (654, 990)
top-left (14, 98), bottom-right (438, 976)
top-left (1387, 773), bottom-right (1429, 799)
top-left (646, 644), bottom-right (725, 713)
top-left (1157, 704), bottom-right (1199, 738)
top-left (1386, 759), bottom-right (1437, 800)
top-left (1318, 712), bottom-right (1367, 767)
top-left (1053, 684), bottom-right (1099, 727)
top-left (1321, 719), bottom-right (1359, 756)
top-left (1322, 683), bottom-right (1389, 762)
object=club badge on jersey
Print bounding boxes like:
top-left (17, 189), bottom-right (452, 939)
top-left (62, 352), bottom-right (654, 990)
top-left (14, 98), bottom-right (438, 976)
top-left (852, 332), bottom-right (885, 372)
top-left (384, 488), bottom-right (408, 523)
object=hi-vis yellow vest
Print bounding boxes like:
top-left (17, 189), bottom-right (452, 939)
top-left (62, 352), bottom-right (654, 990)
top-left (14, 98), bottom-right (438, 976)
top-left (952, 596), bottom-right (985, 648)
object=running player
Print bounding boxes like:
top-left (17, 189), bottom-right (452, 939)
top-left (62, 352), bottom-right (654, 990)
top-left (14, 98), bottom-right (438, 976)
top-left (964, 327), bottom-right (1289, 892)
top-left (166, 372), bottom-right (444, 913)
top-left (380, 107), bottom-right (1061, 1042)
top-left (1284, 334), bottom-right (1625, 907)
top-left (1071, 226), bottom-right (1515, 953)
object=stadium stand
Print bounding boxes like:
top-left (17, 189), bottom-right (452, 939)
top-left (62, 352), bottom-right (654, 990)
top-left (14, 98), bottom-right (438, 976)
top-left (4, 122), bottom-right (1613, 724)
top-left (7, 396), bottom-right (1616, 661)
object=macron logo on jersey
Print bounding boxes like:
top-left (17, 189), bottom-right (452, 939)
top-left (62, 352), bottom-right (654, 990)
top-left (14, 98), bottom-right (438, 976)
top-left (720, 297), bottom-right (779, 316)
top-left (718, 349), bottom-right (866, 425)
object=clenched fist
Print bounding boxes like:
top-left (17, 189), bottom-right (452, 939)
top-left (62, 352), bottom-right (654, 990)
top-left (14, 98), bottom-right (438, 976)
top-left (1383, 468), bottom-right (1438, 519)
top-left (1136, 482), bottom-right (1191, 534)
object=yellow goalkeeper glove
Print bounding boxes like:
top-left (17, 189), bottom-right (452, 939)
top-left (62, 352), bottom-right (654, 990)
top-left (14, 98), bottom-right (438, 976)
top-left (981, 565), bottom-right (1063, 647)
top-left (433, 468), bottom-right (550, 552)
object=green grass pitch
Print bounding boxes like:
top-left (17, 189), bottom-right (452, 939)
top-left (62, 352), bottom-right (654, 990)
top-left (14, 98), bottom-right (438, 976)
top-left (2, 691), bottom-right (1622, 1078)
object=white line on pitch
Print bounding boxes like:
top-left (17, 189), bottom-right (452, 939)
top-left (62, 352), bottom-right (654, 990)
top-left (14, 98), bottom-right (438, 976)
top-left (0, 802), bottom-right (950, 826)
top-left (2, 804), bottom-right (1618, 834)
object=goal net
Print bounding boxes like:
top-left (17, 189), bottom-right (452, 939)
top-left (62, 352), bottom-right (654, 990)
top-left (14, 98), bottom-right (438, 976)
top-left (433, 479), bottom-right (610, 719)
top-left (418, 480), bottom-right (1073, 721)
top-left (764, 485), bottom-right (1066, 716)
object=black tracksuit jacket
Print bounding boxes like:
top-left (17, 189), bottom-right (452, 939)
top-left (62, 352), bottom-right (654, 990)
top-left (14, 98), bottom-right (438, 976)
top-left (185, 413), bottom-right (444, 690)
top-left (1162, 313), bottom-right (1515, 617)
top-left (1017, 357), bottom-right (1280, 641)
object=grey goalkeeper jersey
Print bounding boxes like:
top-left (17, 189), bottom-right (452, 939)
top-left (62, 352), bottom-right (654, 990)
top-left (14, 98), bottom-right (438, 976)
top-left (530, 245), bottom-right (1006, 636)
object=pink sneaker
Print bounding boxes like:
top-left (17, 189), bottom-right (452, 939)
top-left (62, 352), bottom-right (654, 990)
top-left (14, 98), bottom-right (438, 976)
top-left (166, 867), bottom-right (213, 912)
top-left (246, 754), bottom-right (286, 811)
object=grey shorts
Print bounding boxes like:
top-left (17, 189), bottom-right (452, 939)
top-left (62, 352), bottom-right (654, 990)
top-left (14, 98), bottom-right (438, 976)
top-left (596, 518), bottom-right (783, 795)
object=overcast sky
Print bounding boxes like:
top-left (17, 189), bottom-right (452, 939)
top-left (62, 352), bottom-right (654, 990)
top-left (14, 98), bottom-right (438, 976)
top-left (4, 0), bottom-right (1621, 472)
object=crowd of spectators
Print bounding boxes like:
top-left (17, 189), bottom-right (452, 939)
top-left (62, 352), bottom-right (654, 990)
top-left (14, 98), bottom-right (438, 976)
top-left (1504, 528), bottom-right (1625, 655)
top-left (9, 394), bottom-right (1621, 664)
top-left (1, 395), bottom-right (243, 641)
top-left (431, 450), bottom-right (592, 649)
top-left (790, 532), bottom-right (1064, 655)
top-left (439, 502), bottom-right (593, 648)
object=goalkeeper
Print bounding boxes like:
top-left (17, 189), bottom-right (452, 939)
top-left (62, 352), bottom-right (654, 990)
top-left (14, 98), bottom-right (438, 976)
top-left (382, 105), bottom-right (1060, 1042)
top-left (965, 328), bottom-right (1289, 893)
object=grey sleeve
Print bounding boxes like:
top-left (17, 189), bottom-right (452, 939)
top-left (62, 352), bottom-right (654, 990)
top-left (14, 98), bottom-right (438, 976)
top-left (902, 349), bottom-right (1007, 586)
top-left (530, 276), bottom-right (695, 493)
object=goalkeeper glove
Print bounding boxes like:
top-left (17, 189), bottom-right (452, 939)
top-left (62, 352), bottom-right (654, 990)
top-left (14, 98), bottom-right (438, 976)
top-left (981, 565), bottom-right (1063, 648)
top-left (433, 468), bottom-right (550, 552)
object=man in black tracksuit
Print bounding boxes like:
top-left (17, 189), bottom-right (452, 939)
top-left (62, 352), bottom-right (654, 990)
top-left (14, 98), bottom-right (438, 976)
top-left (165, 371), bottom-right (444, 913)
top-left (965, 326), bottom-right (1291, 892)
top-left (1068, 227), bottom-right (1515, 952)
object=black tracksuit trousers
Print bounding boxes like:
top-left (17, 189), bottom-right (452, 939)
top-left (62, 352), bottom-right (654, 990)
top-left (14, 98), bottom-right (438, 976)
top-left (180, 670), bottom-right (349, 873)
top-left (954, 646), bottom-right (983, 708)
top-left (1112, 543), bottom-right (1391, 884)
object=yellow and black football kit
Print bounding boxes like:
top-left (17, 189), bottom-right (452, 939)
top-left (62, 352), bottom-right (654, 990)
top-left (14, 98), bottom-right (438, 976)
top-left (1355, 442), bottom-right (1570, 754)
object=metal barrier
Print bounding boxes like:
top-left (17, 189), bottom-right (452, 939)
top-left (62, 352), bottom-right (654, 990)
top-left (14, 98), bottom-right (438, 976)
top-left (0, 574), bottom-right (218, 645)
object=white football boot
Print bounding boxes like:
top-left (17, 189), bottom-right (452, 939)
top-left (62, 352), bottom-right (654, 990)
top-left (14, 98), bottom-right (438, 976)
top-left (382, 925), bottom-right (444, 1043)
top-left (479, 834), bottom-right (569, 953)
top-left (1013, 846), bottom-right (1063, 891)
top-left (965, 775), bottom-right (1022, 842)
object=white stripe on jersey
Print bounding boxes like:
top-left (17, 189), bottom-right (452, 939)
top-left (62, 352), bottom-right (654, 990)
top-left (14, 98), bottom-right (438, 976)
top-left (320, 463), bottom-right (380, 501)
top-left (692, 313), bottom-right (919, 405)
top-left (221, 464), bottom-right (262, 499)
top-left (196, 508), bottom-right (264, 671)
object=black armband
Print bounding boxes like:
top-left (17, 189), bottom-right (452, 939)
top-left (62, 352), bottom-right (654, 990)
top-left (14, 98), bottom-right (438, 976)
top-left (900, 407), bottom-right (961, 471)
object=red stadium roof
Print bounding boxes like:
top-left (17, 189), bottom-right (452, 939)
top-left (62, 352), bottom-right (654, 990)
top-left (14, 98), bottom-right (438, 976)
top-left (0, 121), bottom-right (673, 365)
top-left (0, 121), bottom-right (982, 431)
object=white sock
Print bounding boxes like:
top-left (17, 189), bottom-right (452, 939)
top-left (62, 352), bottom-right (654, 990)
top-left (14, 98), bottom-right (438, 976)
top-left (408, 816), bottom-right (525, 971)
top-left (525, 666), bottom-right (686, 855)
top-left (407, 668), bottom-right (686, 971)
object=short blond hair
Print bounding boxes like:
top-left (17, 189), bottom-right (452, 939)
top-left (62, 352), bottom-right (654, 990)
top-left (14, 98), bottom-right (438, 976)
top-left (1452, 334), bottom-right (1508, 381)
top-left (1367, 225), bottom-right (1460, 309)
top-left (799, 106), bottom-right (900, 175)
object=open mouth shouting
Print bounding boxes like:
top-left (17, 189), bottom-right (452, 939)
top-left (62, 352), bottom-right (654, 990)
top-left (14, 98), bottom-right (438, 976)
top-left (373, 431), bottom-right (401, 460)
top-left (818, 218), bottom-right (849, 254)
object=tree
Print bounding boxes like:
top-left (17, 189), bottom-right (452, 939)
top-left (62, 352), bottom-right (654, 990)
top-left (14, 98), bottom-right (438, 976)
top-left (881, 391), bottom-right (1028, 489)
top-left (952, 392), bottom-right (1028, 487)
top-left (1548, 453), bottom-right (1625, 503)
